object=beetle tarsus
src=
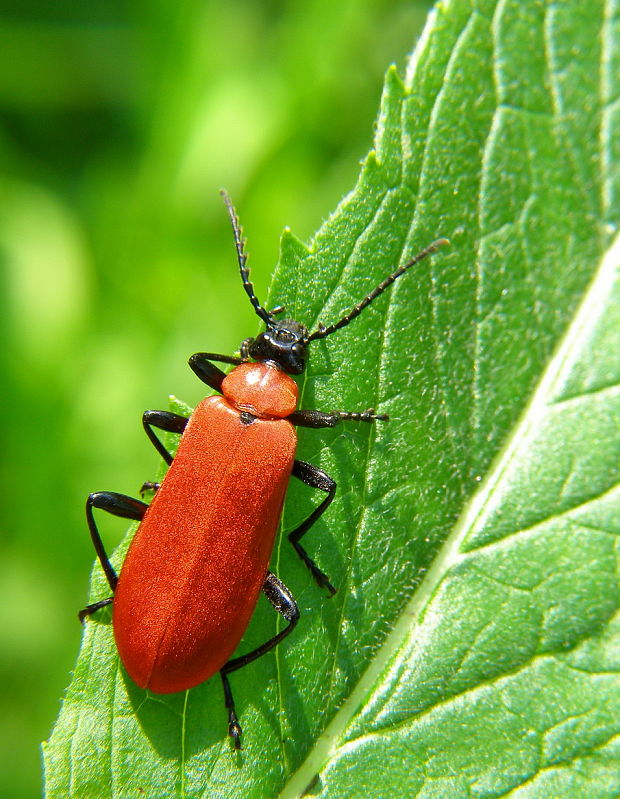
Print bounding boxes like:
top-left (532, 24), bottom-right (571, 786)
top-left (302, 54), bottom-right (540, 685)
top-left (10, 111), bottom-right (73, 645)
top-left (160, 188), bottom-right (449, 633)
top-left (336, 408), bottom-right (389, 423)
top-left (229, 719), bottom-right (243, 750)
top-left (78, 596), bottom-right (114, 624)
top-left (221, 671), bottom-right (243, 750)
top-left (139, 481), bottom-right (160, 497)
top-left (289, 407), bottom-right (388, 428)
top-left (297, 550), bottom-right (336, 596)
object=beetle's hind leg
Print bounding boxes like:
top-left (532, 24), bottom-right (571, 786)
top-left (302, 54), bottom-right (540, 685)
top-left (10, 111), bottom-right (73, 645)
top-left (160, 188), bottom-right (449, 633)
top-left (220, 572), bottom-right (299, 749)
top-left (80, 492), bottom-right (148, 622)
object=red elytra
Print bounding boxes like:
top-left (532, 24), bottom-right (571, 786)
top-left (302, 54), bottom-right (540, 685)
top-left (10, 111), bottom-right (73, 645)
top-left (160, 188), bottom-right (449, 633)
top-left (80, 190), bottom-right (447, 748)
top-left (113, 363), bottom-right (298, 693)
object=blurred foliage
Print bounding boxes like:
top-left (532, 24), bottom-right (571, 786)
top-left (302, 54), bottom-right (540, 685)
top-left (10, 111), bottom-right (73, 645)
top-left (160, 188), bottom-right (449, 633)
top-left (0, 1), bottom-right (432, 795)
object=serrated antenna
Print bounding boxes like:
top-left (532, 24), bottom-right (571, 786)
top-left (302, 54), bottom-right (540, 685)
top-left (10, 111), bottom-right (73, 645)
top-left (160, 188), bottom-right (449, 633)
top-left (220, 189), bottom-right (272, 326)
top-left (308, 237), bottom-right (449, 341)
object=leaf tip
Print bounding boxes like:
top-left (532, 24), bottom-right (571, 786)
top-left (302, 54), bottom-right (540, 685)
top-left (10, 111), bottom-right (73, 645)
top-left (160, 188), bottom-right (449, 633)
top-left (280, 226), bottom-right (310, 262)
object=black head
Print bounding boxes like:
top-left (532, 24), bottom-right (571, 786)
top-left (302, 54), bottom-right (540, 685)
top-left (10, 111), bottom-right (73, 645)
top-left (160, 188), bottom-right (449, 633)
top-left (220, 189), bottom-right (448, 374)
top-left (248, 319), bottom-right (309, 374)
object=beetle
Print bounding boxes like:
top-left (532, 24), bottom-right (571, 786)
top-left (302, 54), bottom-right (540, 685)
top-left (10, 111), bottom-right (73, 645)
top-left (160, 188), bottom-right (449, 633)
top-left (80, 190), bottom-right (447, 748)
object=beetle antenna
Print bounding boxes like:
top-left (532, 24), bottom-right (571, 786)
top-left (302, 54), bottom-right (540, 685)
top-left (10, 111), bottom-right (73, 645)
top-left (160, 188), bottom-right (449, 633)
top-left (220, 189), bottom-right (272, 326)
top-left (308, 237), bottom-right (449, 341)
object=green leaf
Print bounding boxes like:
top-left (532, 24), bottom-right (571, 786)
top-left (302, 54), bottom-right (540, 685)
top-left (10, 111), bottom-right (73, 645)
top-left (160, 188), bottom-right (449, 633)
top-left (44, 1), bottom-right (620, 796)
top-left (282, 234), bottom-right (620, 798)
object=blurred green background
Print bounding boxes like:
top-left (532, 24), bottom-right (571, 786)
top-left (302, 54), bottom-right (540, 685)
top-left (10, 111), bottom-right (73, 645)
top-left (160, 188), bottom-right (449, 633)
top-left (0, 1), bottom-right (432, 795)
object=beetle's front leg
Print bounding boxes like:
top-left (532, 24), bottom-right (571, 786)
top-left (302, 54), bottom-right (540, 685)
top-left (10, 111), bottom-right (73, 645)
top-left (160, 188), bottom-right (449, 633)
top-left (289, 407), bottom-right (388, 428)
top-left (189, 352), bottom-right (244, 392)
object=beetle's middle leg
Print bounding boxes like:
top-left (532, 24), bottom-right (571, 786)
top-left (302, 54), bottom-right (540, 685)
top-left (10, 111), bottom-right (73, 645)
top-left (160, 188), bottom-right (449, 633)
top-left (220, 572), bottom-right (299, 749)
top-left (289, 459), bottom-right (337, 595)
top-left (79, 492), bottom-right (148, 622)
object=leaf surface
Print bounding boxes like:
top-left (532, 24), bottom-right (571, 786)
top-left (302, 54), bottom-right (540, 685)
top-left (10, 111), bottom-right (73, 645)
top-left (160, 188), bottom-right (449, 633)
top-left (44, 1), bottom-right (620, 796)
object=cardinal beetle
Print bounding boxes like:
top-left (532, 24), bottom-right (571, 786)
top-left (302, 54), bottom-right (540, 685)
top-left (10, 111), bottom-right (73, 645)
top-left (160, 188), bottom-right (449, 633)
top-left (80, 190), bottom-right (447, 748)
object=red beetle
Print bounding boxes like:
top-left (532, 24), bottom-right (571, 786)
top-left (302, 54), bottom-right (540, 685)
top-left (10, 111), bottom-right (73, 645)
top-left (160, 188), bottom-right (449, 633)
top-left (81, 191), bottom-right (446, 748)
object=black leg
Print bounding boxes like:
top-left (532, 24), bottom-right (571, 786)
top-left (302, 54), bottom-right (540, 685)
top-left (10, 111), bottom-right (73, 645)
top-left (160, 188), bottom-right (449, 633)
top-left (84, 491), bottom-right (148, 594)
top-left (289, 407), bottom-right (389, 428)
top-left (220, 572), bottom-right (299, 749)
top-left (139, 481), bottom-right (161, 497)
top-left (79, 596), bottom-right (113, 624)
top-left (189, 352), bottom-right (244, 392)
top-left (143, 410), bottom-right (188, 466)
top-left (289, 460), bottom-right (337, 595)
top-left (220, 672), bottom-right (242, 749)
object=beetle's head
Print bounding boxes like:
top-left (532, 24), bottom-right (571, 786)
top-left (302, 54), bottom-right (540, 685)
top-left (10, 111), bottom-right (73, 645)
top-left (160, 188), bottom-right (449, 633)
top-left (221, 189), bottom-right (448, 376)
top-left (248, 319), bottom-right (309, 374)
